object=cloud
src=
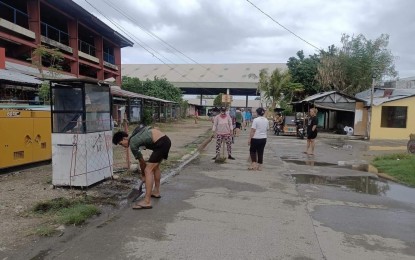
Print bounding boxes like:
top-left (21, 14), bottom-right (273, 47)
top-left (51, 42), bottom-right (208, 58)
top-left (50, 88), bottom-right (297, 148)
top-left (75, 0), bottom-right (415, 77)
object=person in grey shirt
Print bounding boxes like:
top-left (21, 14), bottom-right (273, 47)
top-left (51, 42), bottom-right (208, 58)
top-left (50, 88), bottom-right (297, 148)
top-left (113, 126), bottom-right (171, 209)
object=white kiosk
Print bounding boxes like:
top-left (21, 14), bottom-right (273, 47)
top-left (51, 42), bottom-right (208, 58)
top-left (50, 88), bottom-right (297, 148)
top-left (50, 79), bottom-right (113, 187)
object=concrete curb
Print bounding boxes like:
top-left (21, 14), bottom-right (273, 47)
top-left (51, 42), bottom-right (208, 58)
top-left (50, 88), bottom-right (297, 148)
top-left (162, 133), bottom-right (213, 183)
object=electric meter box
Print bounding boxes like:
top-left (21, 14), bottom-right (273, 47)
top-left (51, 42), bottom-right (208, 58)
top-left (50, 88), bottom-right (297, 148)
top-left (50, 79), bottom-right (113, 187)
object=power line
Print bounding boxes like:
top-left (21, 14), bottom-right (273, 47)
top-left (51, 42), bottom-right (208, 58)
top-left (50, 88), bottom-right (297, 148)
top-left (83, 0), bottom-right (262, 97)
top-left (244, 0), bottom-right (321, 51)
top-left (102, 0), bottom-right (191, 65)
top-left (101, 0), bottom-right (239, 82)
top-left (84, 0), bottom-right (169, 65)
top-left (84, 0), bottom-right (222, 93)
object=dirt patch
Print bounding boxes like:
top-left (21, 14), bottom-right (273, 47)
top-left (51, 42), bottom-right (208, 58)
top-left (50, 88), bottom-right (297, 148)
top-left (0, 118), bottom-right (212, 254)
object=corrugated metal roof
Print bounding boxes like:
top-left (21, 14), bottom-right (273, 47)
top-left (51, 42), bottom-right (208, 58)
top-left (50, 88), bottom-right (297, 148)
top-left (110, 86), bottom-right (174, 103)
top-left (0, 69), bottom-right (42, 85)
top-left (302, 91), bottom-right (337, 102)
top-left (355, 88), bottom-right (415, 106)
top-left (186, 98), bottom-right (261, 108)
top-left (6, 61), bottom-right (76, 79)
top-left (293, 91), bottom-right (362, 104)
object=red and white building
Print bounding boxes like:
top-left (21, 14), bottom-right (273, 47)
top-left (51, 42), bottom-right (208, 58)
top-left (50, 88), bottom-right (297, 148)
top-left (0, 0), bottom-right (133, 85)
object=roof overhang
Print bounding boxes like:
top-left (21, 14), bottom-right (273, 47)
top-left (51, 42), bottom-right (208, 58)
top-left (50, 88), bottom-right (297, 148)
top-left (0, 69), bottom-right (42, 86)
top-left (171, 82), bottom-right (258, 96)
top-left (292, 91), bottom-right (362, 112)
top-left (110, 86), bottom-right (175, 103)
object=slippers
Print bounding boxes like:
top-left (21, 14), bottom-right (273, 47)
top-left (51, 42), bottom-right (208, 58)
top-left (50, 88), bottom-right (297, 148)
top-left (151, 194), bottom-right (161, 198)
top-left (132, 204), bottom-right (152, 210)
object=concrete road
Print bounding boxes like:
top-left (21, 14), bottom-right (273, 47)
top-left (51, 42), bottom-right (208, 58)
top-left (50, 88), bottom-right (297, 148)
top-left (269, 134), bottom-right (415, 260)
top-left (10, 130), bottom-right (415, 260)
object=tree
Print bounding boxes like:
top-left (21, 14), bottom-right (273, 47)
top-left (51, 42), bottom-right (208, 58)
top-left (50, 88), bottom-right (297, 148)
top-left (287, 50), bottom-right (321, 96)
top-left (29, 45), bottom-right (64, 103)
top-left (122, 76), bottom-right (183, 103)
top-left (317, 34), bottom-right (397, 94)
top-left (281, 82), bottom-right (306, 103)
top-left (255, 68), bottom-right (292, 110)
top-left (213, 93), bottom-right (224, 107)
top-left (30, 45), bottom-right (64, 78)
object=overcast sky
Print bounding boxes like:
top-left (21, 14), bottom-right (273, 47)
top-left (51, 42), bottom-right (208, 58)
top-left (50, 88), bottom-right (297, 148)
top-left (74, 0), bottom-right (413, 78)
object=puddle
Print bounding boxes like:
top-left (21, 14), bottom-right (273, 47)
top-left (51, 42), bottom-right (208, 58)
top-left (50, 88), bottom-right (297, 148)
top-left (293, 174), bottom-right (415, 205)
top-left (329, 143), bottom-right (353, 150)
top-left (326, 140), bottom-right (354, 148)
top-left (280, 157), bottom-right (371, 172)
top-left (281, 159), bottom-right (336, 167)
top-left (281, 157), bottom-right (415, 205)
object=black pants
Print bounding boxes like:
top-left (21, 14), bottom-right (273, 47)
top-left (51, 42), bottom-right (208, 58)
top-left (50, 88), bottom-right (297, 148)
top-left (249, 138), bottom-right (267, 164)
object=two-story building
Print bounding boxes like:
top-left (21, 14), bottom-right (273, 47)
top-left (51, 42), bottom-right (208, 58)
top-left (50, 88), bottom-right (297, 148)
top-left (0, 0), bottom-right (133, 85)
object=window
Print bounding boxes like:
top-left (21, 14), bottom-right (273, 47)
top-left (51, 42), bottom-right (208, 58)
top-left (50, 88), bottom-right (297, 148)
top-left (381, 106), bottom-right (407, 128)
top-left (51, 83), bottom-right (111, 133)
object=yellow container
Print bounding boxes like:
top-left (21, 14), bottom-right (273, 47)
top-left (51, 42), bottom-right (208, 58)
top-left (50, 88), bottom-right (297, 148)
top-left (0, 109), bottom-right (51, 169)
top-left (32, 111), bottom-right (52, 162)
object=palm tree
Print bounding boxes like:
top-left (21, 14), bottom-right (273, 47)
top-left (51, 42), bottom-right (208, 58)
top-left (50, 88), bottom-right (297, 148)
top-left (255, 68), bottom-right (292, 110)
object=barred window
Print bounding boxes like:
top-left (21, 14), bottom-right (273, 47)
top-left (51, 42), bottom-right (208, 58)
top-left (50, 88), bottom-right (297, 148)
top-left (381, 106), bottom-right (407, 128)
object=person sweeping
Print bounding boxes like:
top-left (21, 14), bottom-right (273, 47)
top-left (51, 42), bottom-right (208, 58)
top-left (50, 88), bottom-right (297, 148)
top-left (113, 125), bottom-right (171, 209)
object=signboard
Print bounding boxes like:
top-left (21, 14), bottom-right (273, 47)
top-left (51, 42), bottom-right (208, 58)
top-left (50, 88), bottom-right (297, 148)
top-left (222, 94), bottom-right (232, 103)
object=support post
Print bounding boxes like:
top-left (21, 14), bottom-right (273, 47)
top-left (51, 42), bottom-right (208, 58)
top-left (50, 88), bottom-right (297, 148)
top-left (367, 77), bottom-right (375, 139)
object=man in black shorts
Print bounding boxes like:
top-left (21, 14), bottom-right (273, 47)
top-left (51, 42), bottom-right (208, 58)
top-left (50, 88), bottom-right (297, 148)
top-left (305, 108), bottom-right (318, 155)
top-left (113, 125), bottom-right (171, 209)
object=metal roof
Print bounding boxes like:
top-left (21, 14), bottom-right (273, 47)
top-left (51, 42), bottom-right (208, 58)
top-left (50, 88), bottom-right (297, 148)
top-left (122, 63), bottom-right (287, 96)
top-left (49, 78), bottom-right (111, 85)
top-left (0, 69), bottom-right (42, 85)
top-left (122, 63), bottom-right (286, 83)
top-left (6, 61), bottom-right (77, 79)
top-left (186, 98), bottom-right (261, 108)
top-left (299, 91), bottom-right (363, 102)
top-left (355, 88), bottom-right (415, 106)
top-left (292, 91), bottom-right (361, 112)
top-left (110, 86), bottom-right (174, 103)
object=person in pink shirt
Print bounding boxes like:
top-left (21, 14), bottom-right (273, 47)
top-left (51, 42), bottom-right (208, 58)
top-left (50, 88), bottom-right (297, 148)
top-left (212, 107), bottom-right (235, 160)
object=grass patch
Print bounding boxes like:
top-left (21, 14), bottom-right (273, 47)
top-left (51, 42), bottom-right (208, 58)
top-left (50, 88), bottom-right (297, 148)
top-left (185, 143), bottom-right (198, 153)
top-left (159, 154), bottom-right (182, 172)
top-left (372, 153), bottom-right (415, 187)
top-left (33, 197), bottom-right (73, 213)
top-left (57, 204), bottom-right (100, 225)
top-left (33, 225), bottom-right (57, 237)
top-left (32, 197), bottom-right (100, 226)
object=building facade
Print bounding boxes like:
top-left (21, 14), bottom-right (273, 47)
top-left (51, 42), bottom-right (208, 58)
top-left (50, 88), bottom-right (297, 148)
top-left (356, 88), bottom-right (415, 140)
top-left (0, 0), bottom-right (133, 85)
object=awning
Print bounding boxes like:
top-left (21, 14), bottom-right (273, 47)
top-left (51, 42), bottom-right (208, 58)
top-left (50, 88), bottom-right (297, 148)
top-left (314, 103), bottom-right (355, 112)
top-left (0, 69), bottom-right (42, 85)
top-left (110, 86), bottom-right (175, 103)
